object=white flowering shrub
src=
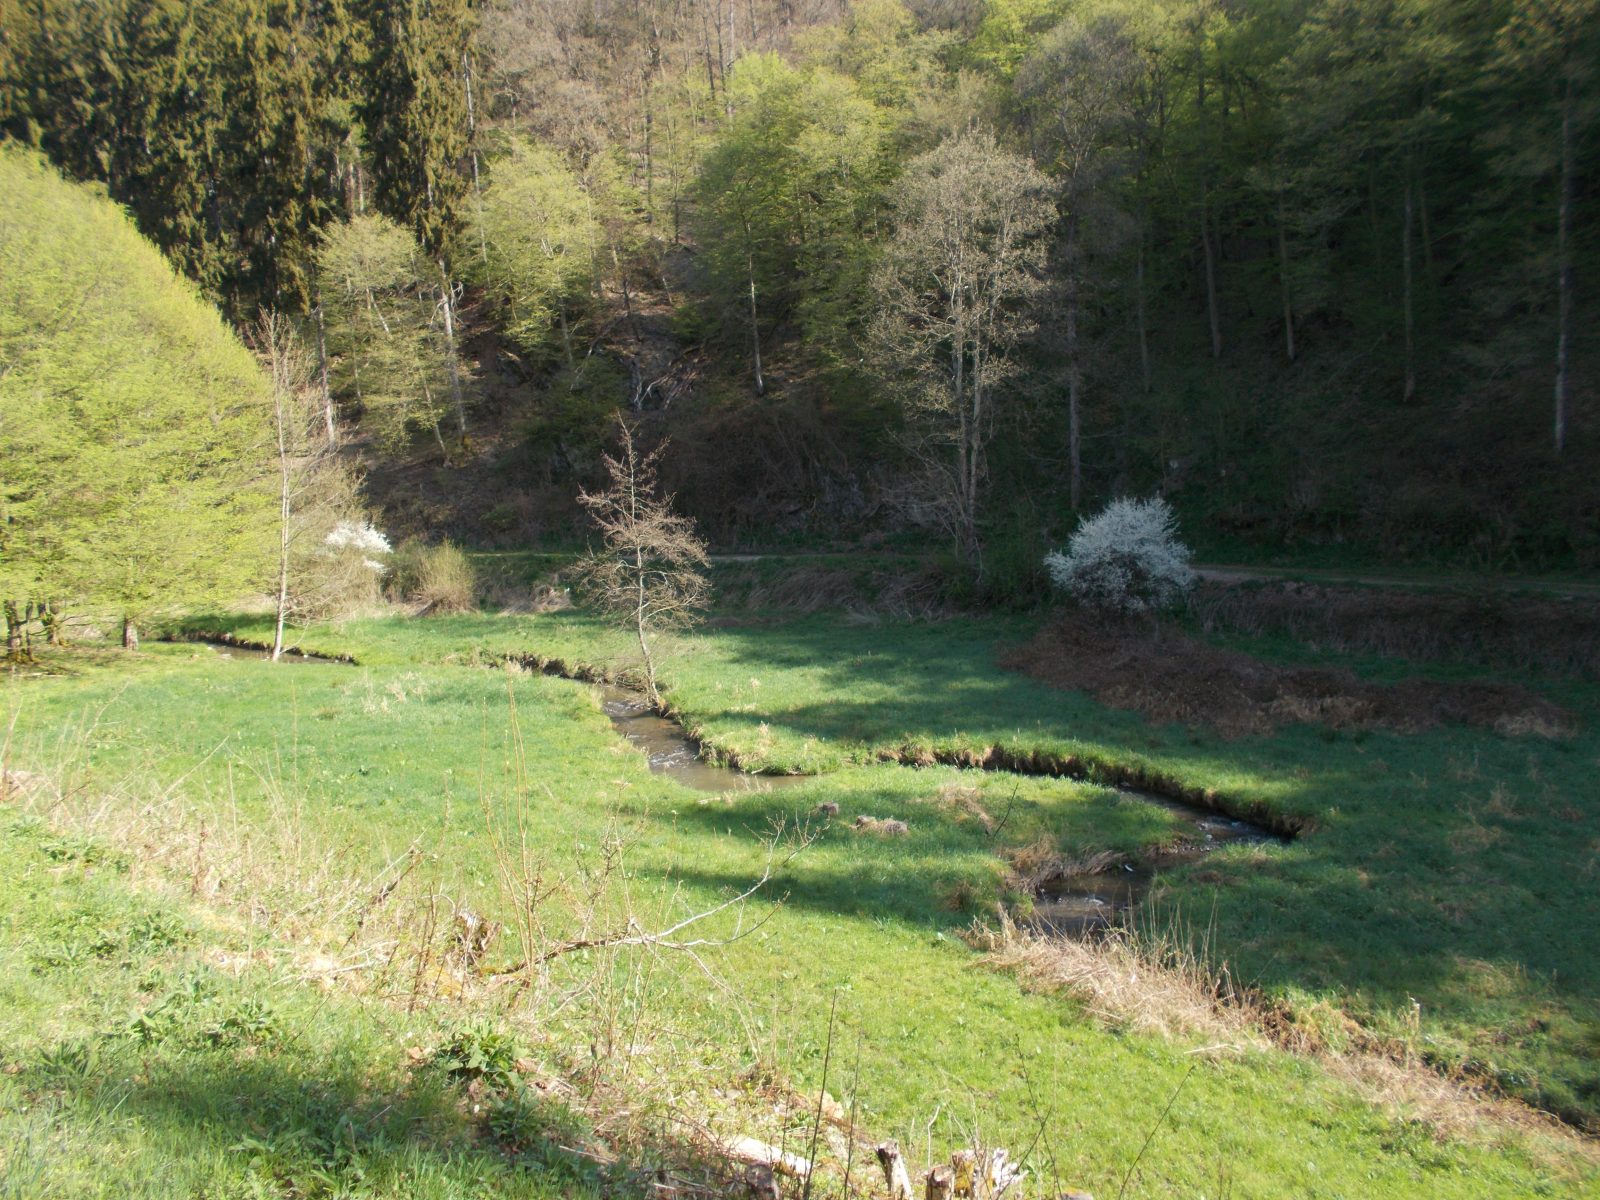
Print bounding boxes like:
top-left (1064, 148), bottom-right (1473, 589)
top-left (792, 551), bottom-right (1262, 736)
top-left (287, 517), bottom-right (395, 620)
top-left (1043, 497), bottom-right (1195, 615)
top-left (323, 520), bottom-right (393, 566)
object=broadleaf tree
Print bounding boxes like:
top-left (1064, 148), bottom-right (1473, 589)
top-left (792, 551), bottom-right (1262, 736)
top-left (0, 146), bottom-right (275, 650)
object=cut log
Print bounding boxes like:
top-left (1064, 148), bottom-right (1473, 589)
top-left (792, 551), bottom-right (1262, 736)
top-left (877, 1141), bottom-right (914, 1200)
top-left (925, 1164), bottom-right (954, 1200)
top-left (724, 1136), bottom-right (813, 1180)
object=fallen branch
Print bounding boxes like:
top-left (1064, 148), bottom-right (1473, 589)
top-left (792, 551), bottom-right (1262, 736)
top-left (488, 833), bottom-right (806, 978)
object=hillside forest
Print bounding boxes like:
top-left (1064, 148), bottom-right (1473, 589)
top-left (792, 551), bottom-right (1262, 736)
top-left (9, 2), bottom-right (1600, 1195)
top-left (3, 0), bottom-right (1598, 592)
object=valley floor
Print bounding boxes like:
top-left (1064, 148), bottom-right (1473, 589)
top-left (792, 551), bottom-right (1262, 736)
top-left (3, 588), bottom-right (1598, 1197)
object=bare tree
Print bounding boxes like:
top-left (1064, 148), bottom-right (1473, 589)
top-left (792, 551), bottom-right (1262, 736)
top-left (868, 130), bottom-right (1054, 571)
top-left (575, 418), bottom-right (710, 706)
top-left (250, 312), bottom-right (370, 659)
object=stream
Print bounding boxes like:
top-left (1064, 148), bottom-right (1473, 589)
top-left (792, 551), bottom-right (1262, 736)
top-left (182, 635), bottom-right (1285, 934)
top-left (597, 686), bottom-right (810, 793)
top-left (596, 683), bottom-right (1283, 935)
top-left (1029, 797), bottom-right (1278, 935)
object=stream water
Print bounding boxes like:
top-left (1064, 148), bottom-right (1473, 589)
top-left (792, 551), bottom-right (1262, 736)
top-left (597, 686), bottom-right (810, 792)
top-left (1029, 797), bottom-right (1279, 935)
top-left (595, 683), bottom-right (1284, 934)
top-left (184, 636), bottom-right (1283, 933)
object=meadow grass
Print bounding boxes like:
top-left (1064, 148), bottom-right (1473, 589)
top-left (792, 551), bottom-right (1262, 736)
top-left (6, 621), bottom-right (1598, 1196)
top-left (169, 603), bottom-right (1600, 1127)
top-left (0, 807), bottom-right (604, 1198)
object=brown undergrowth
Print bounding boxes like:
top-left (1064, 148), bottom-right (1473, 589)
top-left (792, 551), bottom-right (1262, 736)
top-left (1002, 614), bottom-right (1573, 739)
top-left (970, 912), bottom-right (1595, 1161)
top-left (1192, 580), bottom-right (1600, 678)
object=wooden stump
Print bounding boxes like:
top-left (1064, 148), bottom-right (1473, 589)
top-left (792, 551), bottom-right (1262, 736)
top-left (876, 1141), bottom-right (913, 1200)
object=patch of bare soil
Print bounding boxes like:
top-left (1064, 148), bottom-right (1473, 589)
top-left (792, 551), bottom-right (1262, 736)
top-left (1193, 579), bottom-right (1600, 677)
top-left (1001, 614), bottom-right (1573, 738)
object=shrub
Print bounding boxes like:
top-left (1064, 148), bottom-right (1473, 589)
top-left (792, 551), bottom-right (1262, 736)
top-left (299, 517), bottom-right (393, 619)
top-left (1043, 497), bottom-right (1195, 615)
top-left (387, 540), bottom-right (476, 614)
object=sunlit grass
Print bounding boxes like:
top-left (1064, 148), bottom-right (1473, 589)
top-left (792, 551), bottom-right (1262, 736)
top-left (6, 611), bottom-right (1599, 1194)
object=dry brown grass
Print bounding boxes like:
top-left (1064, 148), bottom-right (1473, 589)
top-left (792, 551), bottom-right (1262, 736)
top-left (973, 913), bottom-right (1597, 1161)
top-left (851, 814), bottom-right (909, 837)
top-left (1000, 837), bottom-right (1124, 892)
top-left (1003, 613), bottom-right (1575, 739)
top-left (930, 782), bottom-right (995, 832)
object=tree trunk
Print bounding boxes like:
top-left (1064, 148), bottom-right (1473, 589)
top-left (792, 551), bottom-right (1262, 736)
top-left (1200, 181), bottom-right (1222, 359)
top-left (1277, 191), bottom-right (1296, 362)
top-left (1065, 237), bottom-right (1083, 511)
top-left (43, 601), bottom-right (64, 646)
top-left (3, 601), bottom-right (21, 662)
top-left (1196, 61), bottom-right (1221, 359)
top-left (558, 303), bottom-right (576, 372)
top-left (634, 545), bottom-right (658, 705)
top-left (1402, 162), bottom-right (1416, 402)
top-left (272, 388), bottom-right (292, 663)
top-left (1135, 233), bottom-right (1152, 394)
top-left (314, 292), bottom-right (337, 444)
top-left (463, 51), bottom-right (489, 267)
top-left (643, 95), bottom-right (655, 218)
top-left (438, 261), bottom-right (467, 437)
top-left (122, 617), bottom-right (139, 651)
top-left (1555, 76), bottom-right (1573, 454)
top-left (744, 228), bottom-right (765, 396)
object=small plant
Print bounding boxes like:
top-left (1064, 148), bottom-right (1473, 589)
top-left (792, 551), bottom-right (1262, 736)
top-left (574, 417), bottom-right (709, 705)
top-left (386, 540), bottom-right (478, 614)
top-left (1043, 497), bottom-right (1195, 615)
top-left (435, 1023), bottom-right (523, 1090)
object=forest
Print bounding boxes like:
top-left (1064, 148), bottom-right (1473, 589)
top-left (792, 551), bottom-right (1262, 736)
top-left (4, 2), bottom-right (1600, 1198)
top-left (3, 0), bottom-right (1597, 588)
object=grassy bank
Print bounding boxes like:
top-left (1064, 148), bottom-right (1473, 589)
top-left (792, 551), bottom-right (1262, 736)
top-left (5, 608), bottom-right (1597, 1195)
top-left (171, 605), bottom-right (1600, 1123)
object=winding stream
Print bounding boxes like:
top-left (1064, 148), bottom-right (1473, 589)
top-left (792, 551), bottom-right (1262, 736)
top-left (178, 634), bottom-right (1286, 934)
top-left (594, 682), bottom-right (1285, 935)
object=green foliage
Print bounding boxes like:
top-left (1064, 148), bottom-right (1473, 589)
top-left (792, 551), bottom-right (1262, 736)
top-left (435, 1023), bottom-right (522, 1089)
top-left (0, 145), bottom-right (275, 635)
top-left (0, 0), bottom-right (359, 316)
top-left (468, 139), bottom-right (601, 356)
top-left (693, 54), bottom-right (896, 368)
top-left (316, 213), bottom-right (457, 451)
top-left (358, 0), bottom-right (475, 259)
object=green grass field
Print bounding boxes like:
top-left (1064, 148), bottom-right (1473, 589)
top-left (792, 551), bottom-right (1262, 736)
top-left (4, 595), bottom-right (1598, 1197)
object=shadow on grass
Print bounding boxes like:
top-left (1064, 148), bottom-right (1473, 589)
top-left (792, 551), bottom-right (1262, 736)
top-left (23, 1036), bottom-right (613, 1197)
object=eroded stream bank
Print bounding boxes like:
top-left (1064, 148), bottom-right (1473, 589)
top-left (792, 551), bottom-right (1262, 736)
top-left (173, 632), bottom-right (1291, 932)
top-left (592, 679), bottom-right (1287, 935)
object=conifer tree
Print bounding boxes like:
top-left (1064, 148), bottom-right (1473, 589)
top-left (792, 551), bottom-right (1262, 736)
top-left (358, 0), bottom-right (475, 259)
